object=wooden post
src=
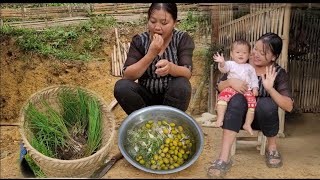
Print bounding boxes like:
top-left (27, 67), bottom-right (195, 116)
top-left (278, 3), bottom-right (291, 138)
top-left (281, 3), bottom-right (291, 71)
top-left (211, 5), bottom-right (219, 44)
top-left (208, 64), bottom-right (214, 114)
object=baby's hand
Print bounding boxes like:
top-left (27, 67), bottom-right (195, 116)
top-left (213, 52), bottom-right (225, 63)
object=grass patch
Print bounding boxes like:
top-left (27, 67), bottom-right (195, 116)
top-left (0, 16), bottom-right (117, 61)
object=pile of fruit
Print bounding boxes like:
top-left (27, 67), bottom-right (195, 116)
top-left (126, 120), bottom-right (194, 170)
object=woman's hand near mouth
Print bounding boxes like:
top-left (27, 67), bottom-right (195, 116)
top-left (148, 33), bottom-right (164, 57)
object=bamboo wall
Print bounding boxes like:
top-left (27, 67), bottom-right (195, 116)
top-left (215, 3), bottom-right (320, 114)
top-left (0, 3), bottom-right (199, 21)
top-left (218, 3), bottom-right (290, 69)
top-left (288, 8), bottom-right (320, 113)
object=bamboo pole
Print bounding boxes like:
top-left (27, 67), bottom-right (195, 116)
top-left (282, 4), bottom-right (290, 70)
top-left (111, 52), bottom-right (114, 75)
top-left (113, 45), bottom-right (118, 76)
top-left (115, 28), bottom-right (123, 76)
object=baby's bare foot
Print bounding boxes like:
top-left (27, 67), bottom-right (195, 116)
top-left (243, 124), bottom-right (254, 135)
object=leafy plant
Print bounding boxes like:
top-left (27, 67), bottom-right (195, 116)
top-left (202, 42), bottom-right (225, 84)
top-left (85, 96), bottom-right (102, 156)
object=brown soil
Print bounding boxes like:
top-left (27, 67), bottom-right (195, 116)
top-left (1, 25), bottom-right (319, 179)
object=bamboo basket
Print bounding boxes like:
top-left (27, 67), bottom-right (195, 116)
top-left (18, 85), bottom-right (116, 178)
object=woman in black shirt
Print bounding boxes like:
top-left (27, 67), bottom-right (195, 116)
top-left (114, 3), bottom-right (195, 115)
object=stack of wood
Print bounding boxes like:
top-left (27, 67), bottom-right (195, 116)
top-left (111, 28), bottom-right (130, 77)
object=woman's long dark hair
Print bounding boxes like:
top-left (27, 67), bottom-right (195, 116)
top-left (147, 3), bottom-right (178, 21)
top-left (258, 32), bottom-right (283, 60)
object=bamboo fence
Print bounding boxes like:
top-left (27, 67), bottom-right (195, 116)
top-left (215, 3), bottom-right (320, 114)
top-left (208, 3), bottom-right (319, 138)
top-left (0, 3), bottom-right (204, 30)
top-left (0, 3), bottom-right (199, 22)
top-left (288, 8), bottom-right (320, 113)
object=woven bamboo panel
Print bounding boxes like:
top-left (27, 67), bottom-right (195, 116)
top-left (288, 9), bottom-right (320, 112)
top-left (0, 3), bottom-right (200, 21)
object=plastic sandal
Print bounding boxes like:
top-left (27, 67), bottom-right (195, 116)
top-left (265, 150), bottom-right (283, 168)
top-left (207, 159), bottom-right (233, 178)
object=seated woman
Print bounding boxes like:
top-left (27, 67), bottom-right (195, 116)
top-left (114, 3), bottom-right (195, 115)
top-left (207, 32), bottom-right (294, 178)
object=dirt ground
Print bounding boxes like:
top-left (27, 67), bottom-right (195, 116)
top-left (1, 25), bottom-right (319, 179)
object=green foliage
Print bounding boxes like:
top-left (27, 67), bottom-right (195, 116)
top-left (83, 34), bottom-right (102, 51)
top-left (202, 42), bottom-right (225, 83)
top-left (0, 16), bottom-right (117, 61)
top-left (85, 96), bottom-right (102, 157)
top-left (177, 11), bottom-right (199, 35)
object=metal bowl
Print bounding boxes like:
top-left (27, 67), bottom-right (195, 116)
top-left (118, 105), bottom-right (204, 174)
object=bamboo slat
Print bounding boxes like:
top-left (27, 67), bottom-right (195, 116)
top-left (113, 45), bottom-right (118, 76)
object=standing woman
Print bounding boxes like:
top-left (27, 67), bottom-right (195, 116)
top-left (207, 33), bottom-right (294, 178)
top-left (114, 3), bottom-right (195, 115)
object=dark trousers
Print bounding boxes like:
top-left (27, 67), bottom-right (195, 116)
top-left (114, 77), bottom-right (192, 115)
top-left (222, 93), bottom-right (279, 137)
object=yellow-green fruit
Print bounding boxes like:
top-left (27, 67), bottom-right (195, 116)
top-left (151, 159), bottom-right (156, 165)
top-left (163, 147), bottom-right (169, 153)
top-left (169, 150), bottom-right (175, 155)
top-left (172, 140), bottom-right (178, 146)
top-left (173, 163), bottom-right (180, 168)
top-left (185, 139), bottom-right (190, 145)
top-left (145, 123), bottom-right (151, 129)
top-left (163, 158), bottom-right (169, 164)
top-left (179, 149), bottom-right (185, 154)
top-left (183, 154), bottom-right (188, 160)
top-left (139, 159), bottom-right (145, 165)
top-left (153, 154), bottom-right (159, 161)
